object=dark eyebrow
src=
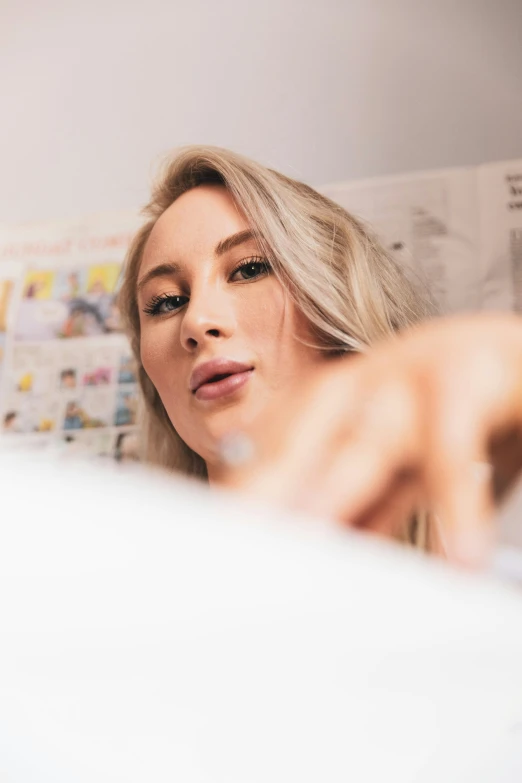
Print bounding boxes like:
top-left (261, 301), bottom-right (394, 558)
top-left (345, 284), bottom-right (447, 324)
top-left (137, 262), bottom-right (179, 292)
top-left (215, 229), bottom-right (256, 256)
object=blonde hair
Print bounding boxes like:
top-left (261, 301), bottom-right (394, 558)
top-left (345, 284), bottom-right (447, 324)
top-left (119, 145), bottom-right (437, 549)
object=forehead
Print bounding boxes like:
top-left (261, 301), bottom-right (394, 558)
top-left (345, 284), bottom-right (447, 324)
top-left (141, 185), bottom-right (250, 269)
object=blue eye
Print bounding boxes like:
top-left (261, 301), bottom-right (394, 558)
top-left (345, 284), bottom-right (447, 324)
top-left (143, 294), bottom-right (188, 316)
top-left (231, 257), bottom-right (271, 282)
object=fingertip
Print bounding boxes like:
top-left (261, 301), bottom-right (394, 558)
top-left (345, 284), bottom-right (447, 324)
top-left (448, 526), bottom-right (495, 570)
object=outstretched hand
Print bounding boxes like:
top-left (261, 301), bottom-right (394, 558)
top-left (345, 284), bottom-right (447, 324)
top-left (220, 314), bottom-right (522, 568)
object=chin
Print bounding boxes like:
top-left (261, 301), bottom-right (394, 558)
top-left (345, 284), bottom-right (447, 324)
top-left (194, 400), bottom-right (255, 455)
top-left (206, 404), bottom-right (249, 439)
top-left (174, 380), bottom-right (264, 458)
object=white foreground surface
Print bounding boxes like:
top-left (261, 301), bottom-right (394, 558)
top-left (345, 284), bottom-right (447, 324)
top-left (0, 453), bottom-right (522, 782)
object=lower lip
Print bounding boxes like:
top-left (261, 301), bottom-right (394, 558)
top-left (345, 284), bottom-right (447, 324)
top-left (194, 369), bottom-right (254, 401)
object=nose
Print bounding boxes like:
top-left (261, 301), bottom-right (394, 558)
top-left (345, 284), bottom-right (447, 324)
top-left (180, 287), bottom-right (236, 352)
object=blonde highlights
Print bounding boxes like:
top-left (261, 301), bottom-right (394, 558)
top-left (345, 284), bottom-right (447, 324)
top-left (119, 145), bottom-right (435, 547)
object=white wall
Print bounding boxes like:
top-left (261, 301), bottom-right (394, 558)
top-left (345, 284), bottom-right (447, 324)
top-left (1, 0), bottom-right (522, 223)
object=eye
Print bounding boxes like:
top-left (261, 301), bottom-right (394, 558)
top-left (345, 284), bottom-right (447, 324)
top-left (142, 294), bottom-right (188, 316)
top-left (230, 257), bottom-right (271, 282)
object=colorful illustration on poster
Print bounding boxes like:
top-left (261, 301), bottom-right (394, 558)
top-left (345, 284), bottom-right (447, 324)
top-left (60, 368), bottom-right (77, 389)
top-left (114, 387), bottom-right (137, 427)
top-left (2, 398), bottom-right (57, 433)
top-left (63, 399), bottom-right (107, 430)
top-left (82, 367), bottom-right (112, 386)
top-left (0, 280), bottom-right (14, 387)
top-left (15, 263), bottom-right (124, 341)
top-left (0, 280), bottom-right (14, 331)
top-left (118, 355), bottom-right (137, 384)
top-left (23, 271), bottom-right (55, 300)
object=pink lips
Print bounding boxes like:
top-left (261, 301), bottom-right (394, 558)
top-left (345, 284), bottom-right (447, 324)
top-left (189, 358), bottom-right (254, 402)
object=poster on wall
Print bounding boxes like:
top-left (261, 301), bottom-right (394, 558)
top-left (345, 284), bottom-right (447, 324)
top-left (320, 157), bottom-right (522, 315)
top-left (320, 165), bottom-right (481, 314)
top-left (477, 159), bottom-right (522, 312)
top-left (0, 212), bottom-right (141, 462)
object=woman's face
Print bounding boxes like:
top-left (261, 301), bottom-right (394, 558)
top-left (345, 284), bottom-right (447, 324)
top-left (137, 185), bottom-right (325, 475)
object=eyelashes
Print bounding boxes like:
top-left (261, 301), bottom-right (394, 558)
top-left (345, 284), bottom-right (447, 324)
top-left (142, 256), bottom-right (271, 317)
top-left (229, 256), bottom-right (271, 282)
top-left (142, 293), bottom-right (188, 316)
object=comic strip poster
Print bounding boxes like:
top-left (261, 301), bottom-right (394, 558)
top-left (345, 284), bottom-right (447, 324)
top-left (0, 213), bottom-right (141, 462)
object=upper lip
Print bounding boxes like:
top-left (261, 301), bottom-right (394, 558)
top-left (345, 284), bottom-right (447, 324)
top-left (189, 358), bottom-right (253, 393)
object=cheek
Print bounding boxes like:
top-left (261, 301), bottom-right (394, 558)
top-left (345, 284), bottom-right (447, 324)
top-left (241, 280), bottom-right (288, 343)
top-left (139, 322), bottom-right (193, 442)
top-left (242, 282), bottom-right (314, 361)
top-left (139, 322), bottom-right (180, 393)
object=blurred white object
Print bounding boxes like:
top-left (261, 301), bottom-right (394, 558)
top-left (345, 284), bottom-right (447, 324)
top-left (492, 545), bottom-right (522, 585)
top-left (0, 453), bottom-right (522, 782)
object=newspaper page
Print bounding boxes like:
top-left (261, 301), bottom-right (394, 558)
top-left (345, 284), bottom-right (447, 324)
top-left (320, 166), bottom-right (482, 314)
top-left (0, 212), bottom-right (141, 462)
top-left (478, 158), bottom-right (522, 312)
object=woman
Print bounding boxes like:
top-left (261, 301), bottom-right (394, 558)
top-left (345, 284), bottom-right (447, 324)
top-left (119, 145), bottom-right (522, 567)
